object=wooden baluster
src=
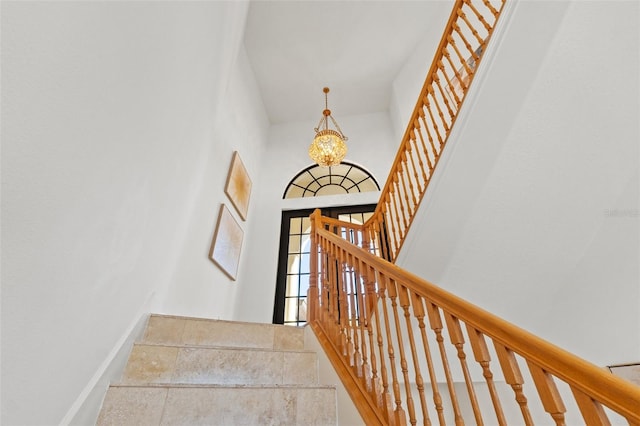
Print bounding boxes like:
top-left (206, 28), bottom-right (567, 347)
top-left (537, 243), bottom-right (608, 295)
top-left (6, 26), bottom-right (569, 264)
top-left (361, 222), bottom-right (373, 256)
top-left (320, 243), bottom-right (330, 326)
top-left (398, 154), bottom-right (415, 219)
top-left (424, 93), bottom-right (445, 148)
top-left (353, 223), bottom-right (361, 247)
top-left (465, 325), bottom-right (507, 425)
top-left (387, 278), bottom-right (417, 425)
top-left (370, 214), bottom-right (385, 260)
top-left (398, 286), bottom-right (431, 425)
top-left (346, 253), bottom-right (363, 377)
top-left (489, 0), bottom-right (504, 18)
top-left (526, 361), bottom-right (567, 426)
top-left (337, 249), bottom-right (351, 356)
top-left (456, 8), bottom-right (485, 45)
top-left (334, 246), bottom-right (345, 345)
top-left (357, 227), bottom-right (365, 251)
top-left (315, 238), bottom-right (323, 322)
top-left (411, 293), bottom-right (446, 425)
top-left (379, 274), bottom-right (408, 425)
top-left (369, 268), bottom-right (395, 423)
top-left (443, 313), bottom-right (484, 425)
top-left (493, 343), bottom-right (534, 425)
top-left (452, 22), bottom-right (479, 64)
top-left (426, 302), bottom-right (464, 425)
top-left (442, 47), bottom-right (469, 92)
top-left (391, 190), bottom-right (407, 245)
top-left (427, 85), bottom-right (450, 138)
top-left (570, 386), bottom-right (611, 426)
top-left (387, 191), bottom-right (402, 248)
top-left (362, 223), bottom-right (372, 254)
top-left (367, 220), bottom-right (380, 257)
top-left (378, 214), bottom-right (393, 262)
top-left (327, 246), bottom-right (340, 344)
top-left (353, 255), bottom-right (372, 390)
top-left (447, 35), bottom-right (473, 78)
top-left (331, 244), bottom-right (345, 349)
top-left (402, 149), bottom-right (419, 208)
top-left (342, 254), bottom-right (357, 365)
top-left (362, 262), bottom-right (382, 403)
top-left (308, 211), bottom-right (319, 322)
top-left (366, 220), bottom-right (375, 256)
top-left (432, 69), bottom-right (455, 121)
top-left (438, 60), bottom-right (462, 108)
top-left (332, 247), bottom-right (343, 350)
top-left (382, 203), bottom-right (399, 260)
top-left (394, 173), bottom-right (409, 231)
top-left (416, 112), bottom-right (437, 170)
top-left (432, 71), bottom-right (454, 121)
top-left (408, 129), bottom-right (428, 193)
top-left (380, 198), bottom-right (396, 258)
top-left (464, 0), bottom-right (496, 29)
top-left (321, 244), bottom-right (332, 331)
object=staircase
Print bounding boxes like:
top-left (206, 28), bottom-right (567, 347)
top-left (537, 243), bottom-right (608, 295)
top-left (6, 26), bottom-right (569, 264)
top-left (96, 314), bottom-right (338, 425)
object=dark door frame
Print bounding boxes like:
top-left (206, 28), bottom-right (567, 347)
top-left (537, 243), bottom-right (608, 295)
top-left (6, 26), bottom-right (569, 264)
top-left (272, 204), bottom-right (378, 325)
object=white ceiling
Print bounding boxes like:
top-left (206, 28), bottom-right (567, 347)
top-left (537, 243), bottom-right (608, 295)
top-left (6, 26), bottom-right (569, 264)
top-left (243, 0), bottom-right (454, 124)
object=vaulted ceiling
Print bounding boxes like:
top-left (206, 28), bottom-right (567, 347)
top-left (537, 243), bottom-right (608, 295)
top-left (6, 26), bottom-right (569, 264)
top-left (243, 0), bottom-right (454, 124)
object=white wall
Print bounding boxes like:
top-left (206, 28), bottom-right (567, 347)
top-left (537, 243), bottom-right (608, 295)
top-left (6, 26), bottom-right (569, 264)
top-left (161, 44), bottom-right (269, 320)
top-left (389, 1), bottom-right (453, 143)
top-left (235, 112), bottom-right (398, 323)
top-left (1, 1), bottom-right (271, 424)
top-left (396, 0), bottom-right (639, 367)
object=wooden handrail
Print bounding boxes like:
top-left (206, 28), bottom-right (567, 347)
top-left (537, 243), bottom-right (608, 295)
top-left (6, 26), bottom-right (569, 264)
top-left (306, 1), bottom-right (640, 423)
top-left (309, 213), bottom-right (640, 424)
top-left (363, 0), bottom-right (506, 262)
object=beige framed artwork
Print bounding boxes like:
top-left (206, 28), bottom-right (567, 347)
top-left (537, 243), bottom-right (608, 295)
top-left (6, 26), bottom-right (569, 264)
top-left (225, 151), bottom-right (252, 221)
top-left (209, 204), bottom-right (244, 280)
top-left (608, 363), bottom-right (640, 386)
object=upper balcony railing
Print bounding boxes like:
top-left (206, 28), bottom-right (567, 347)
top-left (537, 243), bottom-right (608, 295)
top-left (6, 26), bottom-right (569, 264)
top-left (364, 0), bottom-right (505, 262)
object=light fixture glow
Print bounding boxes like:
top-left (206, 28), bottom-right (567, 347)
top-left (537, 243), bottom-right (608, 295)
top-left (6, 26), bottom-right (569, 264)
top-left (309, 87), bottom-right (348, 167)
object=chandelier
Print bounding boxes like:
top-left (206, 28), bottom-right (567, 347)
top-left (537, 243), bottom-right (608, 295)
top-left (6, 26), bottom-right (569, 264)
top-left (308, 87), bottom-right (348, 167)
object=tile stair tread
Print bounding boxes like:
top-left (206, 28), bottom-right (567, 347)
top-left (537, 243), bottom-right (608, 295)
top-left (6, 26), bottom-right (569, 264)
top-left (132, 341), bottom-right (314, 354)
top-left (109, 383), bottom-right (335, 390)
top-left (148, 314), bottom-right (303, 330)
top-left (97, 317), bottom-right (337, 425)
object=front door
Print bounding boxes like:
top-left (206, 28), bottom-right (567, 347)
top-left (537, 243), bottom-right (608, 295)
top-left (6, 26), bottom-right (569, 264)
top-left (272, 204), bottom-right (377, 326)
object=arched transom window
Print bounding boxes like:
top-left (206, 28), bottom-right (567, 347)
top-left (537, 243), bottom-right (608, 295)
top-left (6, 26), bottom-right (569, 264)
top-left (283, 162), bottom-right (380, 199)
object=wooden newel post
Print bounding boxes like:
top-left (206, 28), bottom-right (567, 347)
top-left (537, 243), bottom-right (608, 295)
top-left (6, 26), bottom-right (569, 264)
top-left (308, 209), bottom-right (321, 322)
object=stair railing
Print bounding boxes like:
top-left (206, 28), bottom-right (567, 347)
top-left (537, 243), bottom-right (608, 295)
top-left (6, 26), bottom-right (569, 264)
top-left (308, 209), bottom-right (640, 425)
top-left (363, 0), bottom-right (506, 262)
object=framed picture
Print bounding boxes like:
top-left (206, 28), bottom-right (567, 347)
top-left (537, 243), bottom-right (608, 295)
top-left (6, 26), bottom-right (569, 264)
top-left (209, 204), bottom-right (244, 280)
top-left (224, 151), bottom-right (252, 221)
top-left (608, 363), bottom-right (640, 386)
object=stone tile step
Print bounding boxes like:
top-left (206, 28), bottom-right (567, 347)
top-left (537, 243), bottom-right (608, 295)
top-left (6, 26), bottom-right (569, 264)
top-left (142, 314), bottom-right (305, 351)
top-left (121, 343), bottom-right (319, 386)
top-left (97, 384), bottom-right (337, 426)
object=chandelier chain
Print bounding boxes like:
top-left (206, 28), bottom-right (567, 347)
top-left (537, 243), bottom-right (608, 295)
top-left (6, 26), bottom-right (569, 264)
top-left (329, 115), bottom-right (347, 141)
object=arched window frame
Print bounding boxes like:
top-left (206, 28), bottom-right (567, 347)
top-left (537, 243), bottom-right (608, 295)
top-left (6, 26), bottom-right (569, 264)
top-left (282, 161), bottom-right (380, 199)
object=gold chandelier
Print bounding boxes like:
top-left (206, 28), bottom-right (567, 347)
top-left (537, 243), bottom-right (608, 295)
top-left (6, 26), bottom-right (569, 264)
top-left (309, 87), bottom-right (348, 167)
